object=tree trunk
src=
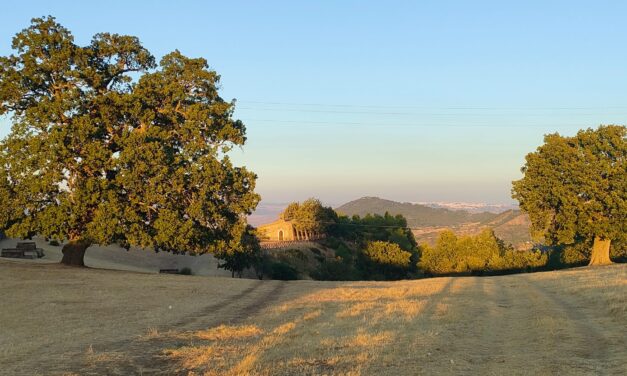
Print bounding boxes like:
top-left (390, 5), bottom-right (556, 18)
top-left (61, 240), bottom-right (90, 267)
top-left (589, 236), bottom-right (612, 266)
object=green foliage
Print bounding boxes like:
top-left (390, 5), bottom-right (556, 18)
top-left (512, 125), bottom-right (627, 248)
top-left (280, 198), bottom-right (337, 237)
top-left (319, 213), bottom-right (419, 280)
top-left (311, 258), bottom-right (360, 281)
top-left (215, 225), bottom-right (262, 278)
top-left (419, 229), bottom-right (548, 275)
top-left (0, 17), bottom-right (259, 262)
top-left (268, 262), bottom-right (298, 280)
top-left (558, 238), bottom-right (627, 266)
top-left (334, 243), bottom-right (353, 262)
top-left (360, 240), bottom-right (414, 280)
top-left (179, 267), bottom-right (193, 275)
top-left (49, 240), bottom-right (60, 247)
top-left (363, 241), bottom-right (412, 267)
top-left (328, 212), bottom-right (417, 251)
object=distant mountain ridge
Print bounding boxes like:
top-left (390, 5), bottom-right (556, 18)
top-left (415, 201), bottom-right (517, 214)
top-left (335, 197), bottom-right (532, 248)
top-left (335, 197), bottom-right (500, 227)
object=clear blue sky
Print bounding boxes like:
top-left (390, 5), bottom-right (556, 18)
top-left (2, 1), bottom-right (627, 206)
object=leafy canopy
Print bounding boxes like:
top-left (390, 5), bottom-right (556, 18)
top-left (419, 229), bottom-right (547, 275)
top-left (512, 125), bottom-right (626, 245)
top-left (0, 17), bottom-right (259, 254)
top-left (363, 240), bottom-right (412, 268)
top-left (280, 198), bottom-right (337, 234)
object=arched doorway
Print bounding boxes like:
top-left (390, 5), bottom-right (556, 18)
top-left (278, 230), bottom-right (284, 241)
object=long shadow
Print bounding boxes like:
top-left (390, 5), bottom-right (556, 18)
top-left (46, 279), bottom-right (291, 375)
top-left (523, 277), bottom-right (611, 362)
top-left (59, 277), bottom-right (458, 375)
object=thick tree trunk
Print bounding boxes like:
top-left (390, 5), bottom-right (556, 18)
top-left (61, 240), bottom-right (90, 267)
top-left (588, 236), bottom-right (612, 266)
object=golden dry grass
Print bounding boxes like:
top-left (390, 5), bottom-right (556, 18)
top-left (1, 260), bottom-right (625, 375)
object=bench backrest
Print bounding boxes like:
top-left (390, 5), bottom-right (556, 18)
top-left (16, 242), bottom-right (37, 250)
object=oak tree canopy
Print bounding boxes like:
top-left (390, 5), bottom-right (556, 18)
top-left (0, 17), bottom-right (259, 266)
top-left (512, 125), bottom-right (626, 265)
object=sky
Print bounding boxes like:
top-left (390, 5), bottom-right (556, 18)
top-left (1, 1), bottom-right (627, 208)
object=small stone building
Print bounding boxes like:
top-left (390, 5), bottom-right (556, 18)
top-left (257, 218), bottom-right (322, 242)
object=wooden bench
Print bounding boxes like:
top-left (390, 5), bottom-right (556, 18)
top-left (159, 269), bottom-right (180, 274)
top-left (1, 242), bottom-right (45, 259)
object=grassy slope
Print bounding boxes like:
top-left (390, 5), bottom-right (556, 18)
top-left (1, 261), bottom-right (625, 375)
top-left (0, 236), bottom-right (233, 277)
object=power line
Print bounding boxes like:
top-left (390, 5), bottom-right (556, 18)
top-left (236, 106), bottom-right (616, 116)
top-left (241, 119), bottom-right (598, 128)
top-left (321, 221), bottom-right (419, 230)
top-left (237, 100), bottom-right (627, 111)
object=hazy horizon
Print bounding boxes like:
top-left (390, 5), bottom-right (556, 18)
top-left (2, 1), bottom-right (627, 206)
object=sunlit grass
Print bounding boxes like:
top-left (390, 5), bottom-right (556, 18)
top-left (6, 261), bottom-right (623, 375)
top-left (150, 266), bottom-right (627, 375)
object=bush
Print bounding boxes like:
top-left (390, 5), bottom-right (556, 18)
top-left (334, 244), bottom-right (353, 262)
top-left (560, 242), bottom-right (590, 266)
top-left (179, 267), bottom-right (193, 275)
top-left (311, 259), bottom-right (359, 281)
top-left (364, 241), bottom-right (412, 267)
top-left (49, 240), bottom-right (60, 246)
top-left (360, 241), bottom-right (413, 280)
top-left (419, 229), bottom-right (548, 275)
top-left (269, 262), bottom-right (298, 280)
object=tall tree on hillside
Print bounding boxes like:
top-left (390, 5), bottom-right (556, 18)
top-left (512, 125), bottom-right (626, 265)
top-left (216, 224), bottom-right (262, 278)
top-left (0, 17), bottom-right (259, 266)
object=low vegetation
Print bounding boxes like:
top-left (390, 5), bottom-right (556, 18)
top-left (419, 229), bottom-right (547, 275)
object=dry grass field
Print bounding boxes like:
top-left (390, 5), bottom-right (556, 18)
top-left (0, 260), bottom-right (625, 375)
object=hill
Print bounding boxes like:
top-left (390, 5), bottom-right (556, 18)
top-left (336, 197), bottom-right (498, 227)
top-left (1, 261), bottom-right (625, 374)
top-left (336, 197), bottom-right (532, 248)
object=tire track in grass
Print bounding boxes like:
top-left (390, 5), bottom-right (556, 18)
top-left (169, 279), bottom-right (265, 329)
top-left (523, 276), bottom-right (623, 374)
top-left (54, 280), bottom-right (287, 376)
top-left (528, 277), bottom-right (608, 357)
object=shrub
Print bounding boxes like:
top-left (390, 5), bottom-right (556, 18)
top-left (311, 259), bottom-right (358, 281)
top-left (360, 241), bottom-right (413, 280)
top-left (49, 240), bottom-right (60, 246)
top-left (310, 247), bottom-right (322, 255)
top-left (179, 267), bottom-right (193, 275)
top-left (419, 229), bottom-right (548, 275)
top-left (334, 244), bottom-right (353, 262)
top-left (364, 241), bottom-right (412, 267)
top-left (560, 242), bottom-right (590, 266)
top-left (269, 262), bottom-right (298, 280)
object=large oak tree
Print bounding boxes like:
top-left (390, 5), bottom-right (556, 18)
top-left (512, 125), bottom-right (626, 265)
top-left (0, 17), bottom-right (259, 266)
